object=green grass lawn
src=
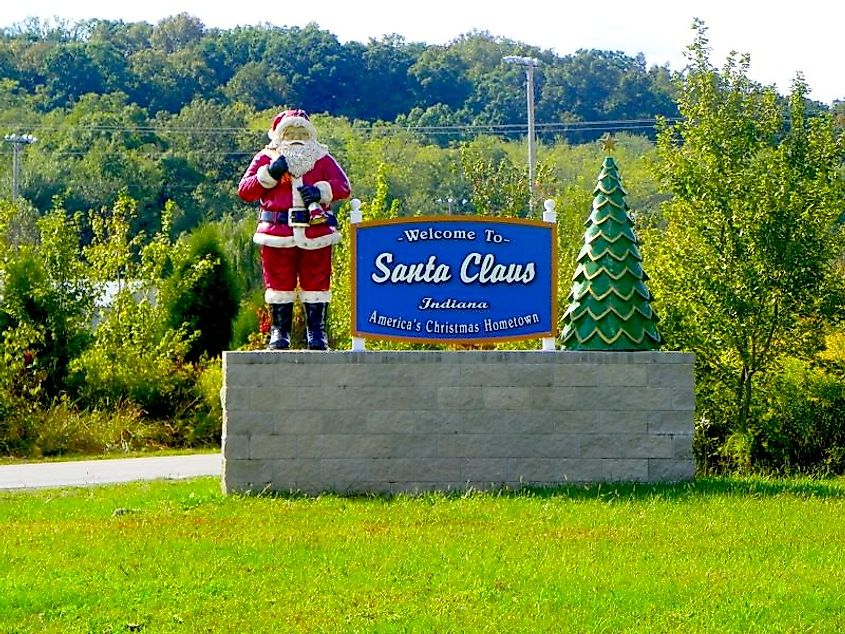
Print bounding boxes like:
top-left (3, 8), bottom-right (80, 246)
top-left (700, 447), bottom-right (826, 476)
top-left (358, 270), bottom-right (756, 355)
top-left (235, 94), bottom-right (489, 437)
top-left (2, 477), bottom-right (845, 633)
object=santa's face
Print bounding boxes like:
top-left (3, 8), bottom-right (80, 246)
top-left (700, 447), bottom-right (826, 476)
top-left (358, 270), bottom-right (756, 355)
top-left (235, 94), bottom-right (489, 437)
top-left (282, 125), bottom-right (310, 145)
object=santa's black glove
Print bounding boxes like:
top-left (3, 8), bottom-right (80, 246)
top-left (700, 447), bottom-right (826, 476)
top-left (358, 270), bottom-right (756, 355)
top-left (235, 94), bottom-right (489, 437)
top-left (298, 185), bottom-right (322, 206)
top-left (268, 155), bottom-right (288, 180)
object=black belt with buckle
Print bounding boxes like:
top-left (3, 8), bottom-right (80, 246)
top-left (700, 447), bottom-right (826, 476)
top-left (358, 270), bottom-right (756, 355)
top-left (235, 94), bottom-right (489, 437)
top-left (259, 210), bottom-right (338, 227)
top-left (259, 211), bottom-right (288, 224)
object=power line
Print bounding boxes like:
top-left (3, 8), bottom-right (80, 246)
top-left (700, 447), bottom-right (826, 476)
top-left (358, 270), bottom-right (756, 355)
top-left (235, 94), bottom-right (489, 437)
top-left (2, 117), bottom-right (681, 137)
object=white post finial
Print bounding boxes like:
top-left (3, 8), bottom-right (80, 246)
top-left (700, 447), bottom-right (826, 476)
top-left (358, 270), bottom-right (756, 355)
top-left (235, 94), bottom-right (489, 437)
top-left (350, 198), bottom-right (362, 224)
top-left (542, 198), bottom-right (557, 351)
top-left (543, 199), bottom-right (557, 224)
top-left (349, 198), bottom-right (366, 351)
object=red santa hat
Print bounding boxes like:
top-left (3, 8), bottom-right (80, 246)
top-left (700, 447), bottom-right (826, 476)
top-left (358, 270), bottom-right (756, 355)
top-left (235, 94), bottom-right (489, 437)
top-left (268, 108), bottom-right (318, 144)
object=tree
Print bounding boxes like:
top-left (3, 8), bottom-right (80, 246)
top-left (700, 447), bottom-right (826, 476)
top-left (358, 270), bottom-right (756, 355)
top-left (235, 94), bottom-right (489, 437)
top-left (561, 138), bottom-right (661, 350)
top-left (150, 13), bottom-right (205, 54)
top-left (161, 223), bottom-right (240, 361)
top-left (647, 21), bottom-right (845, 459)
top-left (223, 61), bottom-right (290, 111)
top-left (409, 46), bottom-right (473, 110)
top-left (0, 200), bottom-right (94, 399)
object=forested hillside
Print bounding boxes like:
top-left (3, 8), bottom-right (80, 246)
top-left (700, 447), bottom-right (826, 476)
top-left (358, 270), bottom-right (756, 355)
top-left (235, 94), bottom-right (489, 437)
top-left (1, 14), bottom-right (680, 129)
top-left (0, 13), bottom-right (682, 232)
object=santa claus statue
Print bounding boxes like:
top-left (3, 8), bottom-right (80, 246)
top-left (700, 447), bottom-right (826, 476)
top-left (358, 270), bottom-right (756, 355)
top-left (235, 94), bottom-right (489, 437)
top-left (238, 109), bottom-right (351, 350)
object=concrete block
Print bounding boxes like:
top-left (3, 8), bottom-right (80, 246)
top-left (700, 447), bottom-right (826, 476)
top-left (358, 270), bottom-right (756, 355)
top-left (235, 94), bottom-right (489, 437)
top-left (533, 386), bottom-right (578, 410)
top-left (647, 410), bottom-right (695, 435)
top-left (509, 458), bottom-right (568, 482)
top-left (366, 410), bottom-right (448, 434)
top-left (222, 434), bottom-right (249, 460)
top-left (221, 386), bottom-right (250, 411)
top-left (273, 363), bottom-right (322, 387)
top-left (272, 410), bottom-right (328, 434)
top-left (437, 410), bottom-right (489, 434)
top-left (320, 363), bottom-right (421, 387)
top-left (437, 386), bottom-right (484, 410)
top-left (274, 459), bottom-right (321, 484)
top-left (560, 458), bottom-right (649, 482)
top-left (554, 363), bottom-right (648, 387)
top-left (222, 459), bottom-right (273, 492)
top-left (250, 386), bottom-right (299, 412)
top-left (672, 435), bottom-right (694, 460)
top-left (672, 388), bottom-right (697, 412)
top-left (249, 435), bottom-right (297, 460)
top-left (320, 458), bottom-right (461, 484)
top-left (461, 458), bottom-right (510, 483)
top-left (648, 363), bottom-right (695, 389)
top-left (457, 364), bottom-right (507, 387)
top-left (466, 410), bottom-right (555, 434)
top-left (414, 365), bottom-right (461, 387)
top-left (227, 364), bottom-right (273, 389)
top-left (438, 434), bottom-right (579, 459)
top-left (580, 434), bottom-right (673, 459)
top-left (508, 364), bottom-right (555, 387)
top-left (298, 433), bottom-right (437, 459)
top-left (556, 410), bottom-right (649, 435)
top-left (569, 386), bottom-right (646, 411)
top-left (300, 385), bottom-right (398, 410)
top-left (225, 410), bottom-right (278, 436)
top-left (482, 386), bottom-right (532, 410)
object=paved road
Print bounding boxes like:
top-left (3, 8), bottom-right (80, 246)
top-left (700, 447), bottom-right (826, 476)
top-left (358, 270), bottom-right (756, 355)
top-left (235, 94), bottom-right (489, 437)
top-left (0, 453), bottom-right (222, 490)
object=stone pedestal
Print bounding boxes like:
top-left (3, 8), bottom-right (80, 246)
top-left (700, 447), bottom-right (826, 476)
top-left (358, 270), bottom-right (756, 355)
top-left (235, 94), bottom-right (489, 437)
top-left (221, 350), bottom-right (695, 494)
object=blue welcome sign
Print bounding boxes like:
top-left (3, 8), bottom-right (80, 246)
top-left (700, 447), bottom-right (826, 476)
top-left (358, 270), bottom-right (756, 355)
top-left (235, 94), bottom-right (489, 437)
top-left (352, 217), bottom-right (557, 343)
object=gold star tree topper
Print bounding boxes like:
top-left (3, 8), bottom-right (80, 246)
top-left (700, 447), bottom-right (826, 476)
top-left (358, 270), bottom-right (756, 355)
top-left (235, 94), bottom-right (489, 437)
top-left (599, 133), bottom-right (616, 152)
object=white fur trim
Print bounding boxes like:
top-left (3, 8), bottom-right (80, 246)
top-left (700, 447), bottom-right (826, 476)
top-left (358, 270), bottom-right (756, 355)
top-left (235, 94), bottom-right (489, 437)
top-left (253, 229), bottom-right (342, 249)
top-left (299, 290), bottom-right (332, 303)
top-left (257, 165), bottom-right (279, 189)
top-left (253, 233), bottom-right (297, 248)
top-left (292, 227), bottom-right (342, 250)
top-left (269, 116), bottom-right (318, 145)
top-left (291, 176), bottom-right (304, 207)
top-left (265, 290), bottom-right (297, 304)
top-left (315, 181), bottom-right (332, 204)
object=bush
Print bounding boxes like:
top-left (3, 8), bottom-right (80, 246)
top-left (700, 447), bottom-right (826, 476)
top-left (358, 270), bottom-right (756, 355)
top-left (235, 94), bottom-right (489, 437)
top-left (28, 399), bottom-right (150, 457)
top-left (67, 290), bottom-right (197, 415)
top-left (161, 224), bottom-right (241, 361)
top-left (0, 322), bottom-right (47, 455)
top-left (703, 352), bottom-right (845, 476)
top-left (230, 288), bottom-right (266, 349)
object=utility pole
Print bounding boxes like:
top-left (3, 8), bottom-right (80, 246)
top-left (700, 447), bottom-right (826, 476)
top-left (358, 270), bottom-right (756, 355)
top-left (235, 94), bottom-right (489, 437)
top-left (4, 133), bottom-right (37, 200)
top-left (503, 55), bottom-right (540, 216)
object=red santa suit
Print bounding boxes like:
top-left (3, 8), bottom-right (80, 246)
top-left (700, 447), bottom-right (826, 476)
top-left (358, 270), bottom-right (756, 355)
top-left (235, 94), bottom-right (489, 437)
top-left (238, 109), bottom-right (351, 349)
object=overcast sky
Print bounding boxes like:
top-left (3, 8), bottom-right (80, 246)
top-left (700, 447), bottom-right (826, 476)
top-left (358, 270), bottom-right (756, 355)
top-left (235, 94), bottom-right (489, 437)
top-left (2, 0), bottom-right (842, 104)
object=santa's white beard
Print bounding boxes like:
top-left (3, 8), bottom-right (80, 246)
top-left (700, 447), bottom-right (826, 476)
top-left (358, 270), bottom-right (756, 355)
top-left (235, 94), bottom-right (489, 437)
top-left (279, 140), bottom-right (328, 177)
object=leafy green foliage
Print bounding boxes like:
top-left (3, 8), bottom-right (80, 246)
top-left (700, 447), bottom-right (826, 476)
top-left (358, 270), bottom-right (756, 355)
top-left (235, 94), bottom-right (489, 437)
top-left (647, 21), bottom-right (845, 471)
top-left (0, 191), bottom-right (227, 456)
top-left (160, 223), bottom-right (240, 361)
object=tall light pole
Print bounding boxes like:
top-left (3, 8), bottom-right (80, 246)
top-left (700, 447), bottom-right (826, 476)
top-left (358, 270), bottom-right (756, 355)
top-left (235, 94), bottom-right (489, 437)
top-left (4, 133), bottom-right (37, 200)
top-left (503, 55), bottom-right (540, 216)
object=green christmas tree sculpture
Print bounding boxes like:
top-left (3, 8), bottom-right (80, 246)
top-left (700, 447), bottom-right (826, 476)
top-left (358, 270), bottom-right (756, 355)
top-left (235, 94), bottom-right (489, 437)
top-left (561, 135), bottom-right (661, 351)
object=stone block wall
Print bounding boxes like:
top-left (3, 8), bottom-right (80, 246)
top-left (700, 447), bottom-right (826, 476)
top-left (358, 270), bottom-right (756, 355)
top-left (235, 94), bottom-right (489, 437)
top-left (221, 350), bottom-right (695, 494)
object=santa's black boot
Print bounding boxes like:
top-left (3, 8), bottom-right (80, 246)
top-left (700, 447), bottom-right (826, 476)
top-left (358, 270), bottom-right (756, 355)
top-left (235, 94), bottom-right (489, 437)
top-left (268, 303), bottom-right (293, 350)
top-left (304, 302), bottom-right (330, 351)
